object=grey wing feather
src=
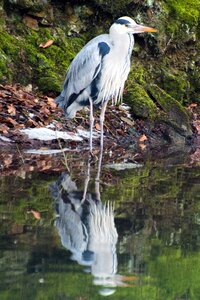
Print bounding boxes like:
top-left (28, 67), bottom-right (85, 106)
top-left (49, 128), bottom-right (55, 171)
top-left (55, 34), bottom-right (110, 111)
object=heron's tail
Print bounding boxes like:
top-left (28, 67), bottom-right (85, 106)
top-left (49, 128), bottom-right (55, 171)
top-left (55, 94), bottom-right (65, 109)
top-left (89, 201), bottom-right (118, 245)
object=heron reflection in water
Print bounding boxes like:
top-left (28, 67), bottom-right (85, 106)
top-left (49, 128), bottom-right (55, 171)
top-left (50, 157), bottom-right (133, 295)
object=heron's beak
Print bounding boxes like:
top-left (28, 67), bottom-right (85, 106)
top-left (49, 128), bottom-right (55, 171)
top-left (131, 24), bottom-right (157, 34)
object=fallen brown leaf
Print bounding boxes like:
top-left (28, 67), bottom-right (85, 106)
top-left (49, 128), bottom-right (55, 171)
top-left (47, 97), bottom-right (57, 109)
top-left (116, 128), bottom-right (125, 135)
top-left (6, 117), bottom-right (18, 127)
top-left (95, 123), bottom-right (101, 131)
top-left (139, 134), bottom-right (148, 142)
top-left (39, 39), bottom-right (54, 48)
top-left (40, 106), bottom-right (50, 116)
top-left (0, 92), bottom-right (7, 98)
top-left (26, 118), bottom-right (39, 127)
top-left (33, 98), bottom-right (39, 103)
top-left (13, 123), bottom-right (25, 130)
top-left (7, 104), bottom-right (16, 116)
top-left (30, 210), bottom-right (41, 220)
top-left (188, 103), bottom-right (197, 109)
top-left (193, 120), bottom-right (200, 134)
top-left (0, 124), bottom-right (9, 134)
top-left (4, 154), bottom-right (13, 167)
top-left (139, 143), bottom-right (147, 151)
top-left (0, 103), bottom-right (3, 111)
top-left (121, 276), bottom-right (137, 281)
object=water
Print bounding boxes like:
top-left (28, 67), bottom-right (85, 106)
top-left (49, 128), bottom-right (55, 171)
top-left (0, 158), bottom-right (200, 300)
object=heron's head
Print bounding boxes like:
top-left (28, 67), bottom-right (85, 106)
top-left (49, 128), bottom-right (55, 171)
top-left (110, 16), bottom-right (157, 35)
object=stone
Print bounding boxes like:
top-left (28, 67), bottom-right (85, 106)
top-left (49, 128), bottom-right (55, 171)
top-left (7, 0), bottom-right (50, 12)
top-left (28, 6), bottom-right (54, 25)
top-left (22, 15), bottom-right (39, 30)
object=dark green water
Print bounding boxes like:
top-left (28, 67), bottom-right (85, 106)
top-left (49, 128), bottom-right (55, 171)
top-left (0, 159), bottom-right (200, 300)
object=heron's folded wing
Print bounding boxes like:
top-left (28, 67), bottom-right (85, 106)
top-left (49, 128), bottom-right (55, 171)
top-left (57, 34), bottom-right (110, 105)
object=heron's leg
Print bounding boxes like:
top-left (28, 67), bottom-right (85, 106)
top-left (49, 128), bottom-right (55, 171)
top-left (99, 100), bottom-right (108, 151)
top-left (95, 145), bottom-right (103, 201)
top-left (88, 96), bottom-right (94, 153)
top-left (94, 101), bottom-right (108, 194)
top-left (81, 157), bottom-right (91, 203)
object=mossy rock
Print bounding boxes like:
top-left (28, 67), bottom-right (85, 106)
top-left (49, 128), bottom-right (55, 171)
top-left (125, 83), bottom-right (157, 119)
top-left (159, 68), bottom-right (190, 102)
top-left (129, 60), bottom-right (150, 86)
top-left (147, 84), bottom-right (192, 136)
top-left (0, 23), bottom-right (85, 92)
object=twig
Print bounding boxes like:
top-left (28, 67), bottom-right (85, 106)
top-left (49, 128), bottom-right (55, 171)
top-left (16, 144), bottom-right (25, 164)
top-left (56, 131), bottom-right (70, 172)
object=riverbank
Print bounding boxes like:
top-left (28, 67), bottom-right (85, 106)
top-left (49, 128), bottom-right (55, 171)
top-left (0, 84), bottom-right (199, 174)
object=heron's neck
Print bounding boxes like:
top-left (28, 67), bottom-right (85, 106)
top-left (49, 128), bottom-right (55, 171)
top-left (109, 31), bottom-right (134, 56)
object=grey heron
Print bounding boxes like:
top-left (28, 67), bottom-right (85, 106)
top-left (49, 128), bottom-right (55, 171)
top-left (55, 16), bottom-right (157, 152)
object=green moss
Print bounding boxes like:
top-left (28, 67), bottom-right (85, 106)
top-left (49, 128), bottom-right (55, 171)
top-left (161, 0), bottom-right (200, 47)
top-left (160, 68), bottom-right (190, 102)
top-left (124, 61), bottom-right (158, 119)
top-left (0, 24), bottom-right (86, 92)
top-left (129, 60), bottom-right (147, 85)
top-left (0, 31), bottom-right (21, 82)
top-left (0, 50), bottom-right (9, 81)
top-left (0, 31), bottom-right (19, 57)
top-left (165, 0), bottom-right (200, 27)
top-left (125, 83), bottom-right (157, 119)
top-left (37, 75), bottom-right (61, 93)
top-left (22, 28), bottom-right (85, 91)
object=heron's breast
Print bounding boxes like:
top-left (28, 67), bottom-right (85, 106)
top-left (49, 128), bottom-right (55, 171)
top-left (102, 52), bottom-right (130, 87)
